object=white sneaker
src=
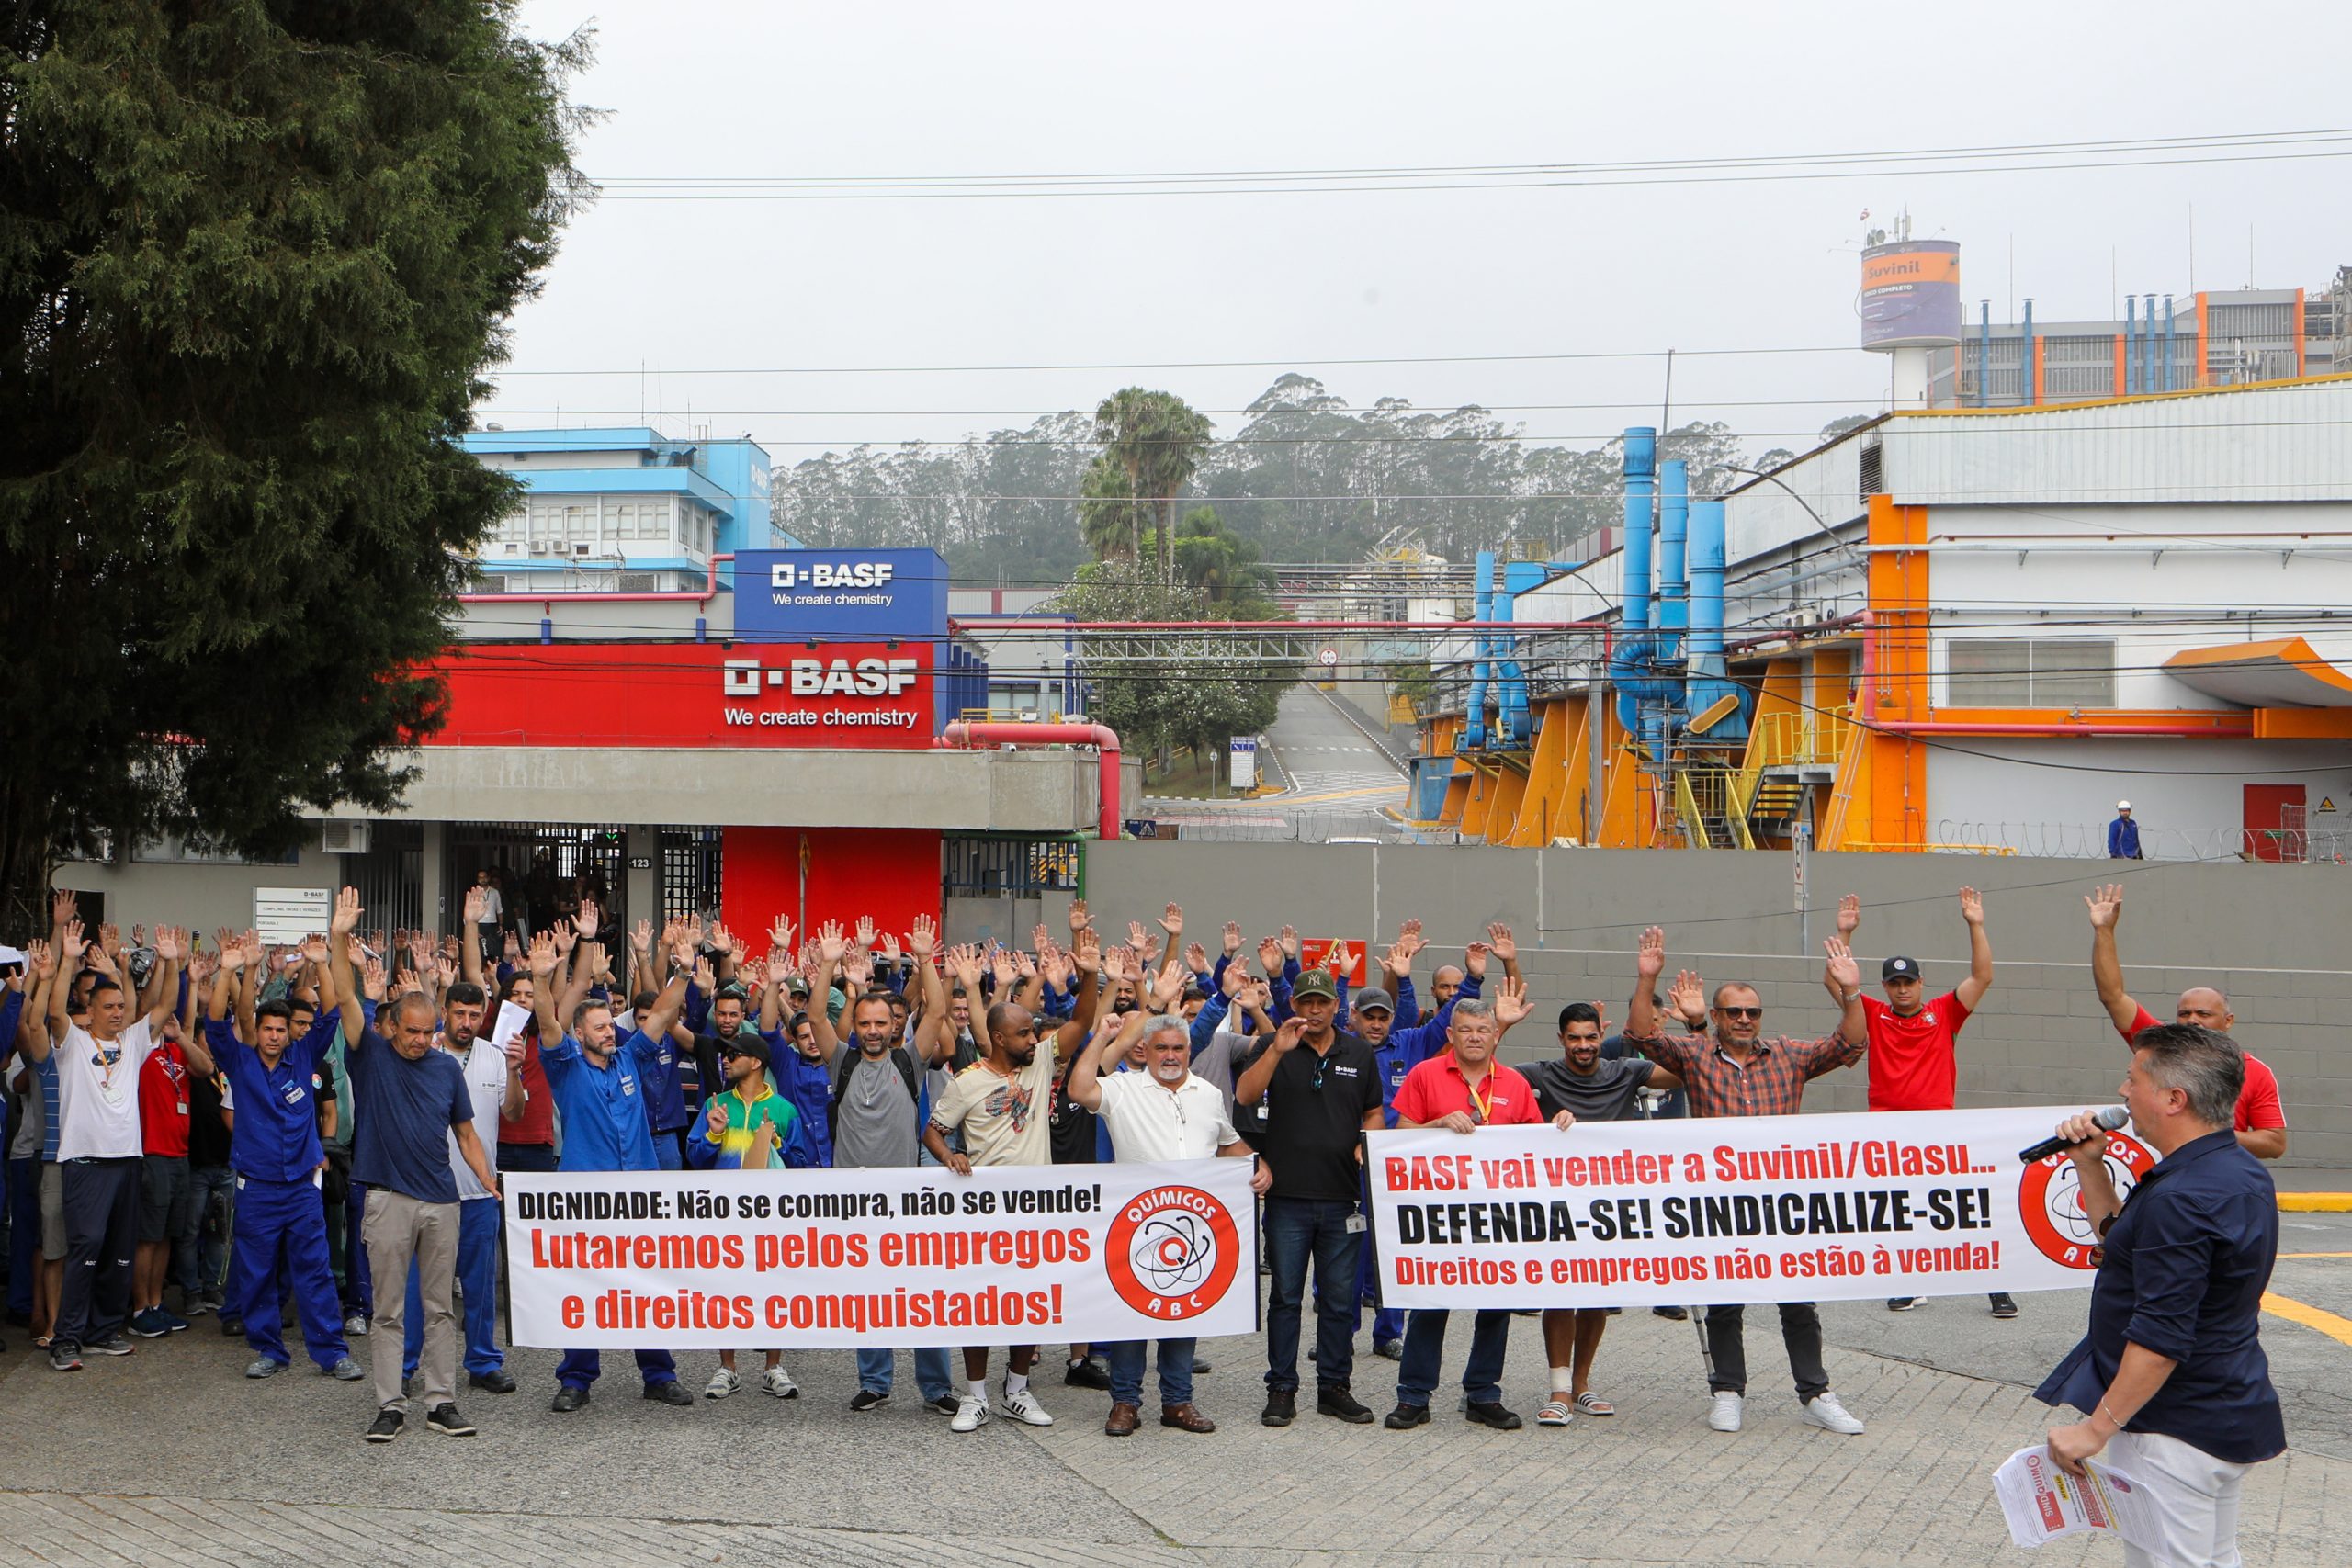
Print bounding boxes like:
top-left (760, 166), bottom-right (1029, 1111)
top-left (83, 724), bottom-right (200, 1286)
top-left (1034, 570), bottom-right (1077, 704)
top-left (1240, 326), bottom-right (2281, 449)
top-left (704, 1367), bottom-right (741, 1400)
top-left (760, 1365), bottom-right (798, 1399)
top-left (1709, 1392), bottom-right (1744, 1432)
top-left (1000, 1384), bottom-right (1055, 1427)
top-left (951, 1394), bottom-right (990, 1433)
top-left (1803, 1392), bottom-right (1865, 1435)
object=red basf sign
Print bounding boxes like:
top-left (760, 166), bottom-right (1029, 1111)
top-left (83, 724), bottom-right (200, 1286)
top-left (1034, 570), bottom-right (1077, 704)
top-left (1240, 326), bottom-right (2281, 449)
top-left (425, 642), bottom-right (934, 750)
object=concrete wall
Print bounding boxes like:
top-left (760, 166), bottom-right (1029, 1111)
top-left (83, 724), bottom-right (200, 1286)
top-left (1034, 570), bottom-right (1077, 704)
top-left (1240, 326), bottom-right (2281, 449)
top-left (55, 844), bottom-right (346, 938)
top-left (1081, 843), bottom-right (2352, 1166)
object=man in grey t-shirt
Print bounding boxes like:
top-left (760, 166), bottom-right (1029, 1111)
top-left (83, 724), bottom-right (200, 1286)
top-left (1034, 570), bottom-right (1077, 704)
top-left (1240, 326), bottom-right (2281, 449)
top-left (1520, 1002), bottom-right (1682, 1427)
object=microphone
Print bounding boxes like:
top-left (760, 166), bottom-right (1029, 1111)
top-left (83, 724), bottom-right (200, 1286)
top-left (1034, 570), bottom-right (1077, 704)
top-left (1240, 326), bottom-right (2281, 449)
top-left (2018, 1106), bottom-right (2129, 1164)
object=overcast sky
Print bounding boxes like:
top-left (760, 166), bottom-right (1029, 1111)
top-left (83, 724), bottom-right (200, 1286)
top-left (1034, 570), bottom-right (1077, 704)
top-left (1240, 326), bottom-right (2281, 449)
top-left (481, 0), bottom-right (2344, 468)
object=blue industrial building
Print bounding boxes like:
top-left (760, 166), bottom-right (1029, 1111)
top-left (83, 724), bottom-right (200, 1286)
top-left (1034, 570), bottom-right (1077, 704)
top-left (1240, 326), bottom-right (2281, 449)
top-left (459, 425), bottom-right (798, 592)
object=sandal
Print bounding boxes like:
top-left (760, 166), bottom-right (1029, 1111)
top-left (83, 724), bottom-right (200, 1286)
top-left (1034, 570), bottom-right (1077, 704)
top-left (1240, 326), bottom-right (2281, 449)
top-left (33, 1336), bottom-right (51, 1349)
top-left (1536, 1397), bottom-right (1575, 1427)
top-left (1574, 1392), bottom-right (1616, 1416)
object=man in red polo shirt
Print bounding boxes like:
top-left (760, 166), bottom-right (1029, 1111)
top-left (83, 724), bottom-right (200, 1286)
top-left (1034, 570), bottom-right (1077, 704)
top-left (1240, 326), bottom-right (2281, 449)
top-left (1380, 982), bottom-right (1550, 1433)
top-left (1833, 888), bottom-right (2014, 1318)
top-left (2086, 884), bottom-right (2287, 1159)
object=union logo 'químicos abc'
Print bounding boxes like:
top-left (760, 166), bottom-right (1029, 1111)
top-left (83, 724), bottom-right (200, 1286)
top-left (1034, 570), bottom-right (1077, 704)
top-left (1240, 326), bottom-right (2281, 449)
top-left (1104, 1184), bottom-right (1242, 1321)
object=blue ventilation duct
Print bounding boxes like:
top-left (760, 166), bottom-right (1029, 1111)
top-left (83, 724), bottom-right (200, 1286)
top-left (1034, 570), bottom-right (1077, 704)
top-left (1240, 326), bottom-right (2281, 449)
top-left (1609, 428), bottom-right (1658, 738)
top-left (1462, 548), bottom-right (1496, 750)
top-left (1683, 499), bottom-right (1750, 741)
top-left (1496, 561), bottom-right (1545, 747)
top-left (1655, 458), bottom-right (1690, 666)
top-left (2125, 295), bottom-right (2138, 393)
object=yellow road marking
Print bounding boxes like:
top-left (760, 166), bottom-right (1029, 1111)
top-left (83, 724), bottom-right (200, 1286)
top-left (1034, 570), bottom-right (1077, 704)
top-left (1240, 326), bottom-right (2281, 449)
top-left (2278, 1193), bottom-right (2352, 1212)
top-left (2278, 1252), bottom-right (2352, 1259)
top-left (2262, 1291), bottom-right (2352, 1348)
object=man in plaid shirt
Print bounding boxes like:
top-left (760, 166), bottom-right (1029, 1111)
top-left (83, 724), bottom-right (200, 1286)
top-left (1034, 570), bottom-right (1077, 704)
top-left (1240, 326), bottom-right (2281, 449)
top-left (1623, 927), bottom-right (1871, 1438)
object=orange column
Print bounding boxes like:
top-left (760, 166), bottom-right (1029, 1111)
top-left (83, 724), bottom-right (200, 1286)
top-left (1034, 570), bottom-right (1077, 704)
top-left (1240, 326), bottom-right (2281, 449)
top-left (2194, 293), bottom-right (2208, 389)
top-left (1864, 494), bottom-right (1929, 849)
top-left (2295, 288), bottom-right (2307, 376)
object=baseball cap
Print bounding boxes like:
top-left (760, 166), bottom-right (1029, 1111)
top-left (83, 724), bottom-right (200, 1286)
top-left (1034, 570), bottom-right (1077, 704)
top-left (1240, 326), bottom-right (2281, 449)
top-left (2117, 799), bottom-right (2132, 811)
top-left (1352, 986), bottom-right (1395, 1017)
top-left (1882, 955), bottom-right (1920, 981)
top-left (721, 1034), bottom-right (772, 1067)
top-left (1292, 968), bottom-right (1340, 1001)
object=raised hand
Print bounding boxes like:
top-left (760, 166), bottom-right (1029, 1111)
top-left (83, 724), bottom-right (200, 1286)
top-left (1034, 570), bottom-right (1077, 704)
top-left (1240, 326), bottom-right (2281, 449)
top-left (1071, 925), bottom-right (1102, 973)
top-left (153, 926), bottom-right (184, 964)
top-left (526, 933), bottom-right (559, 980)
top-left (989, 946), bottom-right (1017, 988)
top-left (99, 922), bottom-right (122, 958)
top-left (1100, 944), bottom-right (1133, 986)
top-left (880, 931), bottom-right (903, 964)
top-left (1126, 919), bottom-right (1150, 952)
top-left (631, 919), bottom-right (654, 953)
top-left (1257, 935), bottom-right (1283, 971)
top-left (853, 916), bottom-right (877, 953)
top-left (1837, 894), bottom-right (1860, 939)
top-left (1668, 969), bottom-right (1706, 1024)
top-left (1156, 902), bottom-right (1183, 939)
top-left (947, 943), bottom-right (984, 990)
top-left (1279, 925), bottom-right (1301, 959)
top-left (550, 919), bottom-right (577, 957)
top-left (1382, 939), bottom-right (1413, 979)
top-left (28, 940), bottom-right (55, 980)
top-left (1634, 925), bottom-right (1666, 981)
top-left (1068, 897), bottom-right (1091, 934)
top-left (1824, 936), bottom-right (1861, 993)
top-left (816, 920), bottom-right (847, 965)
top-left (1156, 958), bottom-right (1188, 1004)
top-left (1184, 941), bottom-right (1209, 975)
top-left (1492, 974), bottom-right (1531, 1028)
top-left (1485, 922), bottom-right (1517, 963)
top-left (710, 920), bottom-right (738, 957)
top-left (1397, 918), bottom-right (1426, 958)
top-left (300, 931), bottom-right (330, 966)
top-left (1221, 920), bottom-right (1243, 956)
top-left (220, 936), bottom-right (249, 974)
top-left (574, 901), bottom-right (600, 942)
top-left (1014, 949), bottom-right (1037, 979)
top-left (464, 886), bottom-right (488, 925)
top-left (435, 955), bottom-right (458, 988)
top-left (1324, 940), bottom-right (1352, 977)
top-left (503, 931), bottom-right (523, 964)
top-left (1269, 1017), bottom-right (1306, 1055)
top-left (907, 914), bottom-right (936, 959)
top-left (2085, 884), bottom-right (2123, 931)
top-left (1220, 962), bottom-right (1248, 998)
top-left (1959, 886), bottom-right (1984, 927)
top-left (695, 954), bottom-right (717, 993)
top-left (51, 887), bottom-right (78, 927)
top-left (362, 953), bottom-right (389, 1001)
top-left (1464, 940), bottom-right (1490, 979)
top-left (131, 923), bottom-right (148, 949)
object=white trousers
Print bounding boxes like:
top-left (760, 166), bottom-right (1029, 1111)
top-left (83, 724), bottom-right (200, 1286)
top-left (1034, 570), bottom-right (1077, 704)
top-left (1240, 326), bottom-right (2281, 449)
top-left (2109, 1429), bottom-right (2251, 1568)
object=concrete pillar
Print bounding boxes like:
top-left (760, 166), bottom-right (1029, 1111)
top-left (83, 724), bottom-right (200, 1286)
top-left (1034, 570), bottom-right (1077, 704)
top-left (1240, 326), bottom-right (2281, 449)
top-left (420, 821), bottom-right (447, 934)
top-left (626, 825), bottom-right (660, 931)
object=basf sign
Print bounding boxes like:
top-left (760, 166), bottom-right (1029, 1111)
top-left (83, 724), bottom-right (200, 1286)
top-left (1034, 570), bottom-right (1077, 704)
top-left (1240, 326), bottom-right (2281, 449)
top-left (733, 548), bottom-right (947, 639)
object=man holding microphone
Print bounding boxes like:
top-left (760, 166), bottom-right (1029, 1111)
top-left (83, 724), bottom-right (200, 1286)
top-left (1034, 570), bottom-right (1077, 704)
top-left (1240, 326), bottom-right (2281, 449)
top-left (2035, 1022), bottom-right (2283, 1568)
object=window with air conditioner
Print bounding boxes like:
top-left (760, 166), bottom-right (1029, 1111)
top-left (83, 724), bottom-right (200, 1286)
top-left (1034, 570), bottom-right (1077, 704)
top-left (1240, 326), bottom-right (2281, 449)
top-left (1944, 637), bottom-right (2116, 707)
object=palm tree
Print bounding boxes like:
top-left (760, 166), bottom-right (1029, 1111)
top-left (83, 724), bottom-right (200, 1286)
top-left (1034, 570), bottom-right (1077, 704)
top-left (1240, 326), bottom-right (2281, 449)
top-left (1076, 456), bottom-right (1137, 560)
top-left (1093, 387), bottom-right (1213, 581)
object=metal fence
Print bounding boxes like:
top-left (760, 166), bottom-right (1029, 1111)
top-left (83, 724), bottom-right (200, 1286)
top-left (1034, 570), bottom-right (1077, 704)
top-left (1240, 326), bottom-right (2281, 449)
top-left (1938, 819), bottom-right (2352, 864)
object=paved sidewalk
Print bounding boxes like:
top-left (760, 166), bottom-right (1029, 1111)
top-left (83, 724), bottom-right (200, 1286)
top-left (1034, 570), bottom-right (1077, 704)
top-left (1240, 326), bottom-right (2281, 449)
top-left (1, 1303), bottom-right (2341, 1566)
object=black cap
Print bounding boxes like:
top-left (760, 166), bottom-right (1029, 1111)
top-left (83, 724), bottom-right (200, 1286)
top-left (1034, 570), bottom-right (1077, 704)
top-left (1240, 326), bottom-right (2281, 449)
top-left (1351, 986), bottom-right (1395, 1016)
top-left (722, 1034), bottom-right (773, 1067)
top-left (1882, 955), bottom-right (1919, 981)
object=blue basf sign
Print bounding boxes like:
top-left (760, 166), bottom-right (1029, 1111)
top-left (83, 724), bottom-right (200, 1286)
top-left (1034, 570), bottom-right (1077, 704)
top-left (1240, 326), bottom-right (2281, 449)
top-left (730, 548), bottom-right (948, 639)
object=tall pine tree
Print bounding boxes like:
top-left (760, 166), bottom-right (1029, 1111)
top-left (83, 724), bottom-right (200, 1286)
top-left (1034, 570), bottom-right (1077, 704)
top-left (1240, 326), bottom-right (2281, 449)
top-left (0, 2), bottom-right (586, 928)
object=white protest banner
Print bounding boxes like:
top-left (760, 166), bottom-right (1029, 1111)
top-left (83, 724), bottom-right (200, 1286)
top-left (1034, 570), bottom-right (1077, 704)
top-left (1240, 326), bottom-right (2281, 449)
top-left (1367, 1107), bottom-right (2155, 1309)
top-left (503, 1160), bottom-right (1258, 1349)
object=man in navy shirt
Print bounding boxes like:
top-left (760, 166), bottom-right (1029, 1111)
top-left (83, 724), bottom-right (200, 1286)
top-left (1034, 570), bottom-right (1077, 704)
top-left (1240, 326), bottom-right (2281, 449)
top-left (2037, 1023), bottom-right (2284, 1568)
top-left (203, 936), bottom-right (361, 1383)
top-left (324, 889), bottom-right (498, 1445)
top-left (528, 925), bottom-right (695, 1413)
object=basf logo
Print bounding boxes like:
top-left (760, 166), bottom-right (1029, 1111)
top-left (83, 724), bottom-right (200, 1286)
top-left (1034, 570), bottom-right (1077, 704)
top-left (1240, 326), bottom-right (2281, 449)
top-left (735, 548), bottom-right (944, 639)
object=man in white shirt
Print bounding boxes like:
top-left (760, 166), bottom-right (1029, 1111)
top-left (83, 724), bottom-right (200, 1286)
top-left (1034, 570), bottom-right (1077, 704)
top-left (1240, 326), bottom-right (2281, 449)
top-left (28, 911), bottom-right (196, 1370)
top-left (1068, 1005), bottom-right (1269, 1438)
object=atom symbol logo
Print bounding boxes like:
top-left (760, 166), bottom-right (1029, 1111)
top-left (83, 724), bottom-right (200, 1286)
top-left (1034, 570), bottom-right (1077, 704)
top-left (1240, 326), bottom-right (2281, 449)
top-left (1105, 1187), bottom-right (1243, 1321)
top-left (2018, 1132), bottom-right (2155, 1269)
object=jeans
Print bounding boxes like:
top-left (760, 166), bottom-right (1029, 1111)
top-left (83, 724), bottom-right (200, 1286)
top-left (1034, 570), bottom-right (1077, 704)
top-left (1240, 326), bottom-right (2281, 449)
top-left (341, 1178), bottom-right (372, 1314)
top-left (6, 1155), bottom-right (38, 1317)
top-left (176, 1164), bottom-right (235, 1297)
top-left (1108, 1337), bottom-right (1197, 1408)
top-left (1396, 1308), bottom-right (1512, 1408)
top-left (1702, 1302), bottom-right (1828, 1402)
top-left (404, 1196), bottom-right (503, 1377)
top-left (556, 1347), bottom-right (677, 1389)
top-left (57, 1157), bottom-right (139, 1347)
top-left (497, 1143), bottom-right (559, 1174)
top-left (1262, 1196), bottom-right (1363, 1393)
top-left (654, 1131), bottom-right (684, 1171)
top-left (855, 1346), bottom-right (955, 1401)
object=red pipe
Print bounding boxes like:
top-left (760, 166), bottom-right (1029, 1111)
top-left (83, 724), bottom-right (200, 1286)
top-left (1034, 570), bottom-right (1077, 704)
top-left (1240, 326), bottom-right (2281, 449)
top-left (1876, 722), bottom-right (2252, 738)
top-left (940, 720), bottom-right (1123, 840)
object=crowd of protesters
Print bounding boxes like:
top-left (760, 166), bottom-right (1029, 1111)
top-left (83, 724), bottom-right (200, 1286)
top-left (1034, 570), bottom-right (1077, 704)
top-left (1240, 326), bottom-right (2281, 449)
top-left (0, 877), bottom-right (2288, 1450)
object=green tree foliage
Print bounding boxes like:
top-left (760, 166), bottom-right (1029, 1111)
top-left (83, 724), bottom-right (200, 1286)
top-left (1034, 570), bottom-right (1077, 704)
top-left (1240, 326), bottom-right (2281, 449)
top-left (1049, 559), bottom-right (1292, 765)
top-left (0, 1), bottom-right (585, 928)
top-left (1092, 387), bottom-right (1212, 580)
top-left (776, 375), bottom-right (1835, 584)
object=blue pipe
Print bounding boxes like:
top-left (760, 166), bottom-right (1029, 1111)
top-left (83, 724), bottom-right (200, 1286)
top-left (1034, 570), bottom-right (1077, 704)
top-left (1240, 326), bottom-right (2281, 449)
top-left (1498, 562), bottom-right (1544, 747)
top-left (1609, 428), bottom-right (1657, 738)
top-left (1462, 549), bottom-right (1495, 750)
top-left (2125, 296), bottom-right (2138, 394)
top-left (1683, 500), bottom-right (1750, 741)
top-left (2021, 299), bottom-right (2035, 405)
top-left (1655, 458), bottom-right (1689, 666)
top-left (2163, 294), bottom-right (2176, 392)
top-left (1977, 301), bottom-right (1991, 407)
top-left (2143, 295), bottom-right (2158, 393)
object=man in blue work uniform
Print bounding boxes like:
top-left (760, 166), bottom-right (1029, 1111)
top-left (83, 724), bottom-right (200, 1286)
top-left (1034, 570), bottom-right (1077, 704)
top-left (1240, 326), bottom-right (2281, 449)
top-left (2108, 800), bottom-right (2143, 860)
top-left (203, 933), bottom-right (364, 1382)
top-left (528, 925), bottom-right (696, 1413)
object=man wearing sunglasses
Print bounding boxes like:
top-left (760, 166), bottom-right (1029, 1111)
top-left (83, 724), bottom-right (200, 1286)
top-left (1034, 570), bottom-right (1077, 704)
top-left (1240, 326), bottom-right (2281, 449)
top-left (1624, 927), bottom-right (1871, 1439)
top-left (1234, 967), bottom-right (1386, 1428)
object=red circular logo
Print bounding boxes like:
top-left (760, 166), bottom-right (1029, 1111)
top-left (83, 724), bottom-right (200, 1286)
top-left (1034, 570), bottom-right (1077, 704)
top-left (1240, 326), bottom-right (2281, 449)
top-left (2017, 1133), bottom-right (2156, 1269)
top-left (1104, 1185), bottom-right (1241, 1322)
